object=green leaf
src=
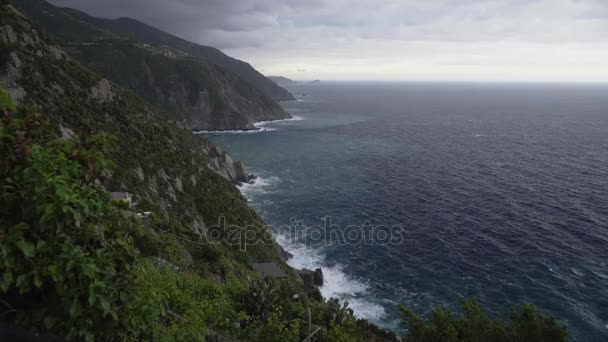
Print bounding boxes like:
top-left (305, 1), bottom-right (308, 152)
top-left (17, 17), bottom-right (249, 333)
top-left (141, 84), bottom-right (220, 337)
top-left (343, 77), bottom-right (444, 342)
top-left (17, 239), bottom-right (36, 258)
top-left (2, 272), bottom-right (13, 288)
top-left (100, 298), bottom-right (111, 315)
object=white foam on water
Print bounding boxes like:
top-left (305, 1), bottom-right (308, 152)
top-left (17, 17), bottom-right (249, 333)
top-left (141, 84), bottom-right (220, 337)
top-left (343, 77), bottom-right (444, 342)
top-left (237, 175), bottom-right (279, 198)
top-left (253, 115), bottom-right (305, 128)
top-left (275, 233), bottom-right (387, 323)
top-left (194, 126), bottom-right (276, 135)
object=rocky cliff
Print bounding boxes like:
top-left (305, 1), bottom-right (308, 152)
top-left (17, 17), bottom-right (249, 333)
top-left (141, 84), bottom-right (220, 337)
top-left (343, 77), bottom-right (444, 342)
top-left (268, 76), bottom-right (296, 85)
top-left (0, 4), bottom-right (268, 233)
top-left (11, 0), bottom-right (292, 131)
top-left (82, 16), bottom-right (297, 102)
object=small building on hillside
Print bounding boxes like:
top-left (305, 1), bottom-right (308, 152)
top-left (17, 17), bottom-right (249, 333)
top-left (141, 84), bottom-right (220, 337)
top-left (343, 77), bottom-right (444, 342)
top-left (110, 192), bottom-right (132, 207)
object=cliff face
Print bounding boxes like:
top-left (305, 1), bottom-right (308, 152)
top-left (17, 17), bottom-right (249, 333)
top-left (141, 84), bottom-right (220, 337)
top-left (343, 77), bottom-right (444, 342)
top-left (11, 0), bottom-right (292, 130)
top-left (67, 39), bottom-right (290, 131)
top-left (0, 4), bottom-right (282, 267)
top-left (80, 16), bottom-right (297, 102)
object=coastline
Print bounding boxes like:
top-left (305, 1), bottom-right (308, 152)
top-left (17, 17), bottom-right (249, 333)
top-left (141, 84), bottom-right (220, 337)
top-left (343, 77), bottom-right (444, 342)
top-left (235, 172), bottom-right (389, 327)
top-left (193, 115), bottom-right (304, 135)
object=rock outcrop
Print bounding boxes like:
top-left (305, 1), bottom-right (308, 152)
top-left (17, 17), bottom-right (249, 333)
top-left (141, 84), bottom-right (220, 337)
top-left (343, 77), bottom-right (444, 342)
top-left (298, 268), bottom-right (324, 289)
top-left (202, 144), bottom-right (249, 184)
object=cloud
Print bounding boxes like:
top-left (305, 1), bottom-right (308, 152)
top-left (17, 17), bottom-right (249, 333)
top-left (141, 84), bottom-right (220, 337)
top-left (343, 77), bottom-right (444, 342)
top-left (48, 0), bottom-right (608, 81)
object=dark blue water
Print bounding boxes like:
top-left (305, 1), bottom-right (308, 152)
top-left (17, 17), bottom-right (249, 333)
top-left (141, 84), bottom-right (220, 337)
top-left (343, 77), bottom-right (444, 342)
top-left (207, 82), bottom-right (608, 341)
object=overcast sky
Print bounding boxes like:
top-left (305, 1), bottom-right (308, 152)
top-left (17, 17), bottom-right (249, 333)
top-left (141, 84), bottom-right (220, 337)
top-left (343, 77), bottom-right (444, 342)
top-left (49, 0), bottom-right (608, 82)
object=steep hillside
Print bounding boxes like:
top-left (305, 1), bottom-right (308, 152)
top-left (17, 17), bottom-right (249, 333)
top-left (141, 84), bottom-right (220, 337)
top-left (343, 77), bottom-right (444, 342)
top-left (0, 2), bottom-right (282, 263)
top-left (10, 0), bottom-right (291, 130)
top-left (268, 76), bottom-right (296, 85)
top-left (85, 16), bottom-right (297, 102)
top-left (14, 0), bottom-right (295, 103)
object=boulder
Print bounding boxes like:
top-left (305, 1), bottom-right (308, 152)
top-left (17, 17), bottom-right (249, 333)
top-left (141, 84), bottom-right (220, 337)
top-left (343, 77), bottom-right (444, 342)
top-left (298, 267), bottom-right (324, 289)
top-left (313, 268), bottom-right (324, 286)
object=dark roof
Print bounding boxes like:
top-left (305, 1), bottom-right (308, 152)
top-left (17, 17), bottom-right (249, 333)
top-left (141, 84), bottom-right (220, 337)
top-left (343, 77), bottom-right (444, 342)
top-left (253, 262), bottom-right (288, 279)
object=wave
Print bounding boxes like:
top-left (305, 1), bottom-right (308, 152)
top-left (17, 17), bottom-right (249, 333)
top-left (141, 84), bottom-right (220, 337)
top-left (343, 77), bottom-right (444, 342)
top-left (194, 116), bottom-right (304, 135)
top-left (275, 233), bottom-right (387, 323)
top-left (253, 115), bottom-right (305, 128)
top-left (237, 174), bottom-right (280, 199)
top-left (239, 168), bottom-right (387, 324)
top-left (193, 126), bottom-right (276, 135)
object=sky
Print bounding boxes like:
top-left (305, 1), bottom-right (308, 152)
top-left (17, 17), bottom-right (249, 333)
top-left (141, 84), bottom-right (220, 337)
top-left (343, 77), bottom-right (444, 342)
top-left (49, 0), bottom-right (608, 82)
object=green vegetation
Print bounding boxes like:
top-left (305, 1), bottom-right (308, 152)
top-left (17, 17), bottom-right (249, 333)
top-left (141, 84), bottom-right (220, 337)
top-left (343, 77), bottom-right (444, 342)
top-left (400, 300), bottom-right (567, 342)
top-left (0, 89), bottom-right (15, 112)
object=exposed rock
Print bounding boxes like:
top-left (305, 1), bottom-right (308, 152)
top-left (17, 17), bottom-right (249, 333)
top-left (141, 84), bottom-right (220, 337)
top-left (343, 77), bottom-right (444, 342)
top-left (157, 168), bottom-right (169, 181)
top-left (313, 268), bottom-right (324, 286)
top-left (298, 268), bottom-right (324, 289)
top-left (59, 124), bottom-right (75, 141)
top-left (90, 79), bottom-right (115, 103)
top-left (202, 144), bottom-right (250, 184)
top-left (1, 24), bottom-right (18, 44)
top-left (276, 244), bottom-right (293, 261)
top-left (21, 32), bottom-right (34, 46)
top-left (46, 45), bottom-right (65, 60)
top-left (175, 176), bottom-right (183, 192)
top-left (6, 86), bottom-right (26, 103)
top-left (193, 218), bottom-right (207, 240)
top-left (135, 165), bottom-right (145, 181)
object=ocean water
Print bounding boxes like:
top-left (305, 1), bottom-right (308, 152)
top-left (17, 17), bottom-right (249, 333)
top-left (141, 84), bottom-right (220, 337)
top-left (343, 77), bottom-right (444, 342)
top-left (206, 82), bottom-right (608, 341)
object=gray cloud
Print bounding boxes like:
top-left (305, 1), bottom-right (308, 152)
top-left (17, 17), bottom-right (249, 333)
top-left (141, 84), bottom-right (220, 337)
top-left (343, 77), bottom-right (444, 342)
top-left (48, 0), bottom-right (608, 81)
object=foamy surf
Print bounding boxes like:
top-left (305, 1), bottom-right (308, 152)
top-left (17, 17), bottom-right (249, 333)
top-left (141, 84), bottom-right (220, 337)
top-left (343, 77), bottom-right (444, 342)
top-left (237, 175), bottom-right (279, 198)
top-left (275, 233), bottom-right (387, 323)
top-left (253, 115), bottom-right (305, 128)
top-left (193, 126), bottom-right (276, 135)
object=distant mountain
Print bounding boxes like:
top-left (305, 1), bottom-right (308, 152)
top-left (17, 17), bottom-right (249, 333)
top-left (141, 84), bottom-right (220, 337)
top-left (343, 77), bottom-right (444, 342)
top-left (78, 16), bottom-right (296, 102)
top-left (11, 0), bottom-right (291, 130)
top-left (268, 76), bottom-right (295, 85)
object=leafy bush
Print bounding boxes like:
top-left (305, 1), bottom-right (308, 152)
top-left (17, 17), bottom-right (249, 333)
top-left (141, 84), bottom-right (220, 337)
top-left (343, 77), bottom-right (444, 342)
top-left (0, 109), bottom-right (142, 340)
top-left (0, 89), bottom-right (15, 112)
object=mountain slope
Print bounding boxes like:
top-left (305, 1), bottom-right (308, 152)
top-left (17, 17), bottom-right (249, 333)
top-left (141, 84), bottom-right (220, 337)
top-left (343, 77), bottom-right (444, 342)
top-left (268, 76), bottom-right (296, 86)
top-left (86, 16), bottom-right (297, 102)
top-left (23, 0), bottom-right (295, 102)
top-left (10, 0), bottom-right (291, 130)
top-left (0, 3), bottom-right (284, 264)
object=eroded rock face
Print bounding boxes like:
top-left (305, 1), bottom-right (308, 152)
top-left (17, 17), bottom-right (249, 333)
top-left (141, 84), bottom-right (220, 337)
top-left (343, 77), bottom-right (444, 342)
top-left (90, 79), bottom-right (115, 103)
top-left (202, 144), bottom-right (250, 184)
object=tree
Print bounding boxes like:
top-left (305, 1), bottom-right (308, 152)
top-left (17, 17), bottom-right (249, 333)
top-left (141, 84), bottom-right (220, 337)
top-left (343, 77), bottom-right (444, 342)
top-left (399, 300), bottom-right (567, 342)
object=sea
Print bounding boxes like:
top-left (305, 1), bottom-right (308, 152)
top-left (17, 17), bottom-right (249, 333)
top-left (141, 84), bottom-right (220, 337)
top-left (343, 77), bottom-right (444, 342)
top-left (204, 81), bottom-right (608, 341)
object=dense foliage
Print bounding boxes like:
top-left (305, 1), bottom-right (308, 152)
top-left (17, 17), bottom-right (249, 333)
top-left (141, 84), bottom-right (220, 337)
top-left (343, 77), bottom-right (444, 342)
top-left (400, 300), bottom-right (567, 342)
